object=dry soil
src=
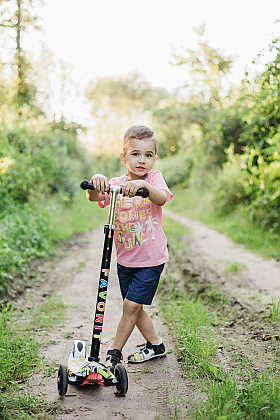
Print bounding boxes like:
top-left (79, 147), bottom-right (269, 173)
top-left (22, 209), bottom-right (280, 419)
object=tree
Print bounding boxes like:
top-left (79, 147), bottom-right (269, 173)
top-left (0, 0), bottom-right (43, 107)
top-left (171, 25), bottom-right (234, 105)
top-left (86, 72), bottom-right (169, 156)
top-left (157, 25), bottom-right (237, 170)
top-left (236, 36), bottom-right (280, 231)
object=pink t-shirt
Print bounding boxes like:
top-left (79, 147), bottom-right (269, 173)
top-left (98, 170), bottom-right (173, 268)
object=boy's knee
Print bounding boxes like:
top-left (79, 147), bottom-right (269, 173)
top-left (123, 299), bottom-right (142, 316)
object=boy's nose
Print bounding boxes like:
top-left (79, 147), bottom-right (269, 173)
top-left (138, 155), bottom-right (145, 163)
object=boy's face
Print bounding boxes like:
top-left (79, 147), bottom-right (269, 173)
top-left (120, 137), bottom-right (158, 180)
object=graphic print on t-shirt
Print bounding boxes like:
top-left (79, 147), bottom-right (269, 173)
top-left (97, 169), bottom-right (173, 267)
top-left (115, 195), bottom-right (158, 250)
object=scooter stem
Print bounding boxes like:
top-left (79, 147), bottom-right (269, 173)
top-left (107, 186), bottom-right (121, 226)
top-left (88, 186), bottom-right (120, 361)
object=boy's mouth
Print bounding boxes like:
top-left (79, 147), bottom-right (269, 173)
top-left (136, 166), bottom-right (146, 171)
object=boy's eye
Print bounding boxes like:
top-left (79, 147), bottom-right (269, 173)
top-left (146, 154), bottom-right (152, 158)
top-left (132, 152), bottom-right (139, 156)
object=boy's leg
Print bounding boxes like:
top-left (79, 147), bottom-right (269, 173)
top-left (105, 299), bottom-right (141, 372)
top-left (111, 300), bottom-right (160, 351)
top-left (127, 306), bottom-right (166, 363)
top-left (136, 306), bottom-right (159, 344)
top-left (106, 264), bottom-right (165, 368)
top-left (111, 298), bottom-right (142, 351)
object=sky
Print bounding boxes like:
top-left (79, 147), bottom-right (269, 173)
top-left (23, 0), bottom-right (280, 124)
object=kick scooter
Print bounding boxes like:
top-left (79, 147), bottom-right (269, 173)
top-left (57, 180), bottom-right (149, 397)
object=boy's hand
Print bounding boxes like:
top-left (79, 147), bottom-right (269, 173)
top-left (122, 180), bottom-right (145, 197)
top-left (91, 174), bottom-right (109, 193)
top-left (123, 180), bottom-right (167, 206)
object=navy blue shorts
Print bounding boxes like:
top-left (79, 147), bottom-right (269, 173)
top-left (117, 263), bottom-right (165, 305)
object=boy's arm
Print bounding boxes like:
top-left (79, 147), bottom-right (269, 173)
top-left (122, 180), bottom-right (167, 206)
top-left (86, 174), bottom-right (109, 202)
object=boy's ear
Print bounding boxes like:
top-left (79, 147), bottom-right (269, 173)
top-left (154, 156), bottom-right (158, 162)
top-left (120, 152), bottom-right (126, 164)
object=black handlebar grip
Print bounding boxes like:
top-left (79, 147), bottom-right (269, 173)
top-left (80, 180), bottom-right (149, 198)
top-left (135, 188), bottom-right (149, 198)
top-left (80, 180), bottom-right (94, 190)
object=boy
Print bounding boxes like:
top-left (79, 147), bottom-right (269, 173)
top-left (86, 125), bottom-right (173, 371)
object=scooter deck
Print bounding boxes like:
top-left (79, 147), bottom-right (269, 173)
top-left (67, 352), bottom-right (116, 386)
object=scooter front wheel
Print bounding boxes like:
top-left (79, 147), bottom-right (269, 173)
top-left (114, 363), bottom-right (128, 397)
top-left (57, 364), bottom-right (68, 396)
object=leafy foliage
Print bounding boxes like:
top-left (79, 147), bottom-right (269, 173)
top-left (211, 153), bottom-right (249, 216)
top-left (86, 72), bottom-right (169, 155)
top-left (0, 0), bottom-right (43, 108)
top-left (238, 38), bottom-right (280, 231)
top-left (0, 92), bottom-right (91, 293)
top-left (171, 25), bottom-right (234, 105)
top-left (0, 205), bottom-right (50, 291)
top-left (155, 151), bottom-right (193, 187)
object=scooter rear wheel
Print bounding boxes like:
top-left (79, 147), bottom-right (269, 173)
top-left (57, 364), bottom-right (68, 396)
top-left (114, 364), bottom-right (128, 397)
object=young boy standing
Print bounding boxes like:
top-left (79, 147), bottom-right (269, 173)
top-left (86, 125), bottom-right (173, 371)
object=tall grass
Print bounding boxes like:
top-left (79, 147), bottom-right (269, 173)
top-left (195, 366), bottom-right (280, 419)
top-left (162, 216), bottom-right (280, 419)
top-left (0, 303), bottom-right (40, 391)
top-left (0, 189), bottom-right (106, 293)
top-left (0, 205), bottom-right (50, 292)
top-left (162, 291), bottom-right (218, 378)
top-left (0, 296), bottom-right (64, 418)
top-left (0, 393), bottom-right (57, 420)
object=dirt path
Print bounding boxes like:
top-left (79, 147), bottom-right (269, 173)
top-left (31, 226), bottom-right (191, 420)
top-left (164, 209), bottom-right (280, 309)
top-left (27, 210), bottom-right (280, 419)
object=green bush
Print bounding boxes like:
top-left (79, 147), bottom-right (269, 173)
top-left (0, 113), bottom-right (90, 209)
top-left (212, 160), bottom-right (248, 216)
top-left (0, 205), bottom-right (50, 291)
top-left (242, 149), bottom-right (280, 232)
top-left (156, 151), bottom-right (193, 187)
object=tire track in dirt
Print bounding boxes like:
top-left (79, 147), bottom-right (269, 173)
top-left (164, 209), bottom-right (280, 309)
top-left (30, 226), bottom-right (191, 419)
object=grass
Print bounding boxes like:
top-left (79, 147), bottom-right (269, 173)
top-left (166, 186), bottom-right (280, 260)
top-left (0, 394), bottom-right (57, 420)
top-left (27, 295), bottom-right (65, 330)
top-left (162, 215), bottom-right (280, 420)
top-left (0, 182), bottom-right (108, 419)
top-left (0, 303), bottom-right (41, 392)
top-left (163, 214), bottom-right (191, 249)
top-left (0, 189), bottom-right (106, 295)
top-left (266, 298), bottom-right (280, 322)
top-left (48, 189), bottom-right (106, 242)
top-left (160, 277), bottom-right (280, 420)
top-left (195, 365), bottom-right (280, 420)
top-left (0, 187), bottom-right (107, 418)
top-left (224, 262), bottom-right (247, 273)
top-left (162, 289), bottom-right (218, 378)
top-left (161, 217), bottom-right (218, 378)
top-left (0, 294), bottom-right (65, 419)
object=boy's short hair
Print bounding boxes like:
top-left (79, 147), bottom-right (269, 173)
top-left (123, 125), bottom-right (157, 155)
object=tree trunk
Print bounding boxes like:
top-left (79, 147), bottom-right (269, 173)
top-left (16, 0), bottom-right (22, 81)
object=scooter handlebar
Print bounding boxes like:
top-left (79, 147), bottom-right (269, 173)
top-left (80, 180), bottom-right (149, 198)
